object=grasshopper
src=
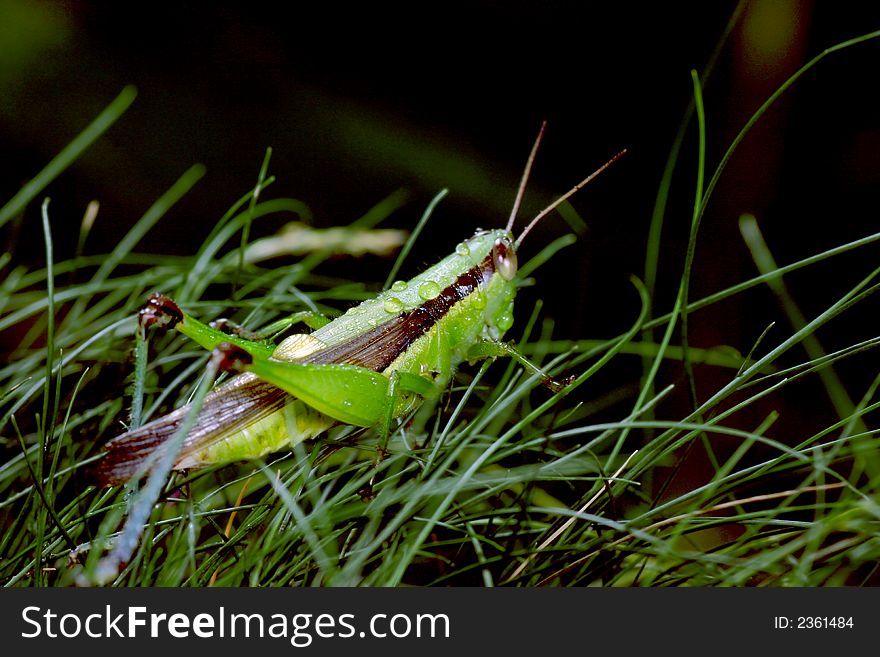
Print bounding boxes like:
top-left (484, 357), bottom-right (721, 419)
top-left (91, 125), bottom-right (624, 487)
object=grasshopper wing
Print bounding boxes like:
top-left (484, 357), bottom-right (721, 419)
top-left (92, 334), bottom-right (330, 486)
top-left (91, 375), bottom-right (290, 486)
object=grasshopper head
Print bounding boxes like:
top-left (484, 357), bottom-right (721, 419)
top-left (459, 228), bottom-right (519, 283)
top-left (453, 228), bottom-right (519, 340)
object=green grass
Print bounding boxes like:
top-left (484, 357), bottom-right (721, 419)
top-left (3, 28), bottom-right (880, 587)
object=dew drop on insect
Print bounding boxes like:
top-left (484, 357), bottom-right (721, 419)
top-left (367, 318), bottom-right (378, 328)
top-left (384, 297), bottom-right (404, 314)
top-left (418, 281), bottom-right (441, 300)
top-left (391, 280), bottom-right (408, 292)
top-left (472, 290), bottom-right (486, 309)
top-left (498, 312), bottom-right (514, 333)
top-left (455, 242), bottom-right (470, 256)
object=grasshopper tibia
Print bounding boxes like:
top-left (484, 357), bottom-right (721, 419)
top-left (211, 311), bottom-right (330, 341)
top-left (139, 292), bottom-right (184, 332)
top-left (209, 318), bottom-right (262, 341)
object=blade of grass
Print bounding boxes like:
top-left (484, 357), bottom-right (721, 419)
top-left (0, 86), bottom-right (137, 230)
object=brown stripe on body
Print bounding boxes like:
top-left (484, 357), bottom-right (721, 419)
top-left (302, 254), bottom-right (496, 371)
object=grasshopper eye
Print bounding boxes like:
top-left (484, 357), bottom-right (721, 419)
top-left (493, 238), bottom-right (517, 281)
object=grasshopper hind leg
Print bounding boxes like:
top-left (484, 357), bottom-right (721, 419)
top-left (210, 310), bottom-right (331, 341)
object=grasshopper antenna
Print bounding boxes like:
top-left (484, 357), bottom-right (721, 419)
top-left (505, 120), bottom-right (547, 234)
top-left (515, 148), bottom-right (627, 248)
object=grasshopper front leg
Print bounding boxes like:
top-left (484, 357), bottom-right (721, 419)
top-left (467, 339), bottom-right (575, 393)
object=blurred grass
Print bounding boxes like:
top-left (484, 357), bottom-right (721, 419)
top-left (2, 27), bottom-right (880, 587)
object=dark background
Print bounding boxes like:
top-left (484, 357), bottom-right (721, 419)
top-left (2, 1), bottom-right (879, 420)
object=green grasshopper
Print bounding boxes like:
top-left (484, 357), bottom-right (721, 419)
top-left (91, 126), bottom-right (624, 487)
